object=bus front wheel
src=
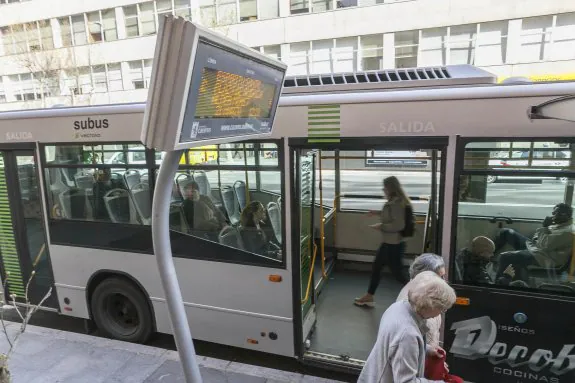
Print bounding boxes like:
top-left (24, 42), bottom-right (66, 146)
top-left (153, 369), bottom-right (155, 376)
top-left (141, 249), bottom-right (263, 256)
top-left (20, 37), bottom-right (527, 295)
top-left (91, 277), bottom-right (153, 344)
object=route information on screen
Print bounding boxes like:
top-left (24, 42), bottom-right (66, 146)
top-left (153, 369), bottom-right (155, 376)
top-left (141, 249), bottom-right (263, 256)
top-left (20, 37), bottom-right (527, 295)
top-left (195, 67), bottom-right (276, 119)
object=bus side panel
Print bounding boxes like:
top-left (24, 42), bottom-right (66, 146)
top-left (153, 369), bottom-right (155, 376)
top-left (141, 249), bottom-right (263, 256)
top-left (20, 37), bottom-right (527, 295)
top-left (151, 300), bottom-right (294, 356)
top-left (443, 285), bottom-right (575, 383)
top-left (49, 245), bottom-right (295, 357)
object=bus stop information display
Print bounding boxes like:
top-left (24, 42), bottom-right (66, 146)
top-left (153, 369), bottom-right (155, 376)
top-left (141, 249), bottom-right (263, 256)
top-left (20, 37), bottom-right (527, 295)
top-left (179, 40), bottom-right (284, 144)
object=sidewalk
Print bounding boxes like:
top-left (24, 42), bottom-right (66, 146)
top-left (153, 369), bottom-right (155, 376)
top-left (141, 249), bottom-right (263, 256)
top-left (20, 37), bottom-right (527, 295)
top-left (0, 321), bottom-right (344, 383)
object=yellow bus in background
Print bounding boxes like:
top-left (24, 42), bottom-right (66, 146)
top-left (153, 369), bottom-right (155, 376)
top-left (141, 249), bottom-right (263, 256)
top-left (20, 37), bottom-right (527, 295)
top-left (179, 145), bottom-right (218, 165)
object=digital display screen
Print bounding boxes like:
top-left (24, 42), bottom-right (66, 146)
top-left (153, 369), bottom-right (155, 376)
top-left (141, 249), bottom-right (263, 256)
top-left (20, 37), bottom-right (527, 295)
top-left (195, 67), bottom-right (277, 119)
top-left (180, 40), bottom-right (285, 144)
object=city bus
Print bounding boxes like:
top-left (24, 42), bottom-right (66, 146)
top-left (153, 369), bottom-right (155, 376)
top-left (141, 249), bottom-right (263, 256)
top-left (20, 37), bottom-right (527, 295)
top-left (0, 64), bottom-right (574, 382)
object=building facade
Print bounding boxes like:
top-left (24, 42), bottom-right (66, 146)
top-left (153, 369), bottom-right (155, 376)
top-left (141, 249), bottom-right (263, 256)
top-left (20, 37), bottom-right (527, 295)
top-left (0, 0), bottom-right (574, 111)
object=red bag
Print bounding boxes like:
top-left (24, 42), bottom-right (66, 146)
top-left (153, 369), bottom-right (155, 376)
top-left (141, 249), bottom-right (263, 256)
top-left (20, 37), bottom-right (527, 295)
top-left (424, 349), bottom-right (464, 383)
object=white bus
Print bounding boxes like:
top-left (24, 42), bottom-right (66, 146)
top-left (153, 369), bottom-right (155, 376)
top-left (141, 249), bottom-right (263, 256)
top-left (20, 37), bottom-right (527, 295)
top-left (1, 64), bottom-right (574, 382)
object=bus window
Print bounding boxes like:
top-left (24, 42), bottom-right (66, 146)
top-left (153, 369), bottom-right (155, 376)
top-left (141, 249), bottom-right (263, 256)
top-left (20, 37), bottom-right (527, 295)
top-left (43, 144), bottom-right (151, 225)
top-left (155, 141), bottom-right (284, 265)
top-left (454, 140), bottom-right (575, 295)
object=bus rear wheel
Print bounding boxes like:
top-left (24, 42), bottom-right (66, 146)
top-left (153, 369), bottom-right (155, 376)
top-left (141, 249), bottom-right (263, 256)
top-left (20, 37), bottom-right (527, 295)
top-left (91, 277), bottom-right (153, 344)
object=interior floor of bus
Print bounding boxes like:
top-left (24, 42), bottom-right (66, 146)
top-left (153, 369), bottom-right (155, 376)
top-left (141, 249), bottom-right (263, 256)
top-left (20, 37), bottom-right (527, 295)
top-left (309, 263), bottom-right (404, 361)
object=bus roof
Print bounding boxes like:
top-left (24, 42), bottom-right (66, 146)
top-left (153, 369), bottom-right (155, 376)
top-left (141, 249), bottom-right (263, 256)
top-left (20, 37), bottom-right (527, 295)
top-left (0, 70), bottom-right (574, 145)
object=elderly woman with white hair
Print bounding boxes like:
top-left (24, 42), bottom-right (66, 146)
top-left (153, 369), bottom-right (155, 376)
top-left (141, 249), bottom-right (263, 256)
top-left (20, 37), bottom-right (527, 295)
top-left (396, 253), bottom-right (446, 351)
top-left (358, 271), bottom-right (456, 383)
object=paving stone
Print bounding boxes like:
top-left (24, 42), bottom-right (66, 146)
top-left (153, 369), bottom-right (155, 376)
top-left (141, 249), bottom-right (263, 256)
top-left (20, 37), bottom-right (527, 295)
top-left (143, 359), bottom-right (186, 383)
top-left (108, 352), bottom-right (168, 383)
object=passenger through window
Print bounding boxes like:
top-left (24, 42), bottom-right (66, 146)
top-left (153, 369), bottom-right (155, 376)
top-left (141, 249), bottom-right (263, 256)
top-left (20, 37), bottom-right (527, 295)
top-left (43, 143), bottom-right (151, 225)
top-left (454, 140), bottom-right (575, 295)
top-left (157, 142), bottom-right (283, 262)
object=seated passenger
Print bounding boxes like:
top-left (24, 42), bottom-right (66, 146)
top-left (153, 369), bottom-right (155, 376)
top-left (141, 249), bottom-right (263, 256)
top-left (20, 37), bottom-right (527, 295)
top-left (461, 236), bottom-right (516, 285)
top-left (239, 201), bottom-right (281, 258)
top-left (92, 169), bottom-right (113, 221)
top-left (188, 181), bottom-right (228, 226)
top-left (494, 203), bottom-right (574, 281)
top-left (182, 182), bottom-right (225, 232)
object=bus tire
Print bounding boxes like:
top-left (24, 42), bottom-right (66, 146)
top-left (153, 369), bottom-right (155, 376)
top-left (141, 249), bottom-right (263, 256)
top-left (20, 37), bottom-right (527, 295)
top-left (91, 277), bottom-right (153, 344)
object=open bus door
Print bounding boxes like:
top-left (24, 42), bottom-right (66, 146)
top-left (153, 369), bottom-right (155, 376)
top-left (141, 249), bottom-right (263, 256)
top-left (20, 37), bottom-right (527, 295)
top-left (294, 150), bottom-right (318, 357)
top-left (291, 139), bottom-right (446, 372)
top-left (0, 146), bottom-right (57, 309)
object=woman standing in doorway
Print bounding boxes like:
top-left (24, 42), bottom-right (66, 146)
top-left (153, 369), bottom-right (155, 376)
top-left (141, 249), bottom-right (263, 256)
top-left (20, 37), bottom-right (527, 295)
top-left (355, 176), bottom-right (410, 307)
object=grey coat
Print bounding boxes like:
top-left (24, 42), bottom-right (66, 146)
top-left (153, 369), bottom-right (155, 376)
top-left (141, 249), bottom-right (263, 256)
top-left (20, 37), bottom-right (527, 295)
top-left (379, 197), bottom-right (406, 245)
top-left (357, 301), bottom-right (443, 383)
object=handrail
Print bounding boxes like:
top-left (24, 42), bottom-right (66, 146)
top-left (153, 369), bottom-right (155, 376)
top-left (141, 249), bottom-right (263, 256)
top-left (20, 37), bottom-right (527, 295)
top-left (319, 150), bottom-right (327, 278)
top-left (301, 242), bottom-right (318, 305)
top-left (569, 233), bottom-right (575, 281)
top-left (338, 193), bottom-right (430, 201)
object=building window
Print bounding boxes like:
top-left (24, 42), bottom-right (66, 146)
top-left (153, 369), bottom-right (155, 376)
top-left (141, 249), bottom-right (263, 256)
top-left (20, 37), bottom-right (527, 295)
top-left (551, 12), bottom-right (575, 61)
top-left (260, 0), bottom-right (279, 20)
top-left (290, 0), bottom-right (309, 14)
top-left (0, 78), bottom-right (6, 103)
top-left (337, 0), bottom-right (358, 8)
top-left (217, 0), bottom-right (238, 26)
top-left (1, 20), bottom-right (53, 55)
top-left (395, 30), bottom-right (418, 68)
top-left (360, 34), bottom-right (383, 71)
top-left (310, 40), bottom-right (333, 74)
top-left (475, 21), bottom-right (508, 66)
top-left (101, 9), bottom-right (119, 42)
top-left (107, 63), bottom-right (124, 92)
top-left (290, 0), bottom-right (332, 14)
top-left (128, 59), bottom-right (153, 89)
top-left (520, 15), bottom-right (553, 63)
top-left (72, 14), bottom-right (88, 45)
top-left (8, 73), bottom-right (49, 102)
top-left (157, 0), bottom-right (192, 21)
top-left (288, 42), bottom-right (310, 75)
top-left (124, 2), bottom-right (156, 38)
top-left (419, 27), bottom-right (446, 66)
top-left (239, 0), bottom-right (257, 21)
top-left (312, 0), bottom-right (332, 12)
top-left (262, 45), bottom-right (282, 61)
top-left (334, 37), bottom-right (357, 72)
top-left (449, 24), bottom-right (477, 65)
top-left (199, 0), bottom-right (217, 26)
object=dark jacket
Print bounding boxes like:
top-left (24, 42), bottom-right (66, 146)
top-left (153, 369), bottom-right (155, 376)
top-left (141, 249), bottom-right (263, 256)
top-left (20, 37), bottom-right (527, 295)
top-left (239, 226), bottom-right (280, 257)
top-left (461, 249), bottom-right (511, 286)
top-left (182, 199), bottom-right (222, 231)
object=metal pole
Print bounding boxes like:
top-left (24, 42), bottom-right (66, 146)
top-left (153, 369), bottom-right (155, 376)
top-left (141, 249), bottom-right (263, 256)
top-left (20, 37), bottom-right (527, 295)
top-left (152, 149), bottom-right (203, 383)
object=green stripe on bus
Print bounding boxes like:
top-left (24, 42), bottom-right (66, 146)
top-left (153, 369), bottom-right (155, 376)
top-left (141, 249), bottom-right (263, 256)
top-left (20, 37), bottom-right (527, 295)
top-left (308, 128), bottom-right (341, 132)
top-left (0, 154), bottom-right (25, 297)
top-left (308, 115), bottom-right (340, 120)
top-left (308, 105), bottom-right (340, 110)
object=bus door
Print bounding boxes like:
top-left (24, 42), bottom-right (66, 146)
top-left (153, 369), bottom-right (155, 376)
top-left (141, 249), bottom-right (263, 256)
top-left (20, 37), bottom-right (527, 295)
top-left (0, 147), bottom-right (57, 309)
top-left (444, 139), bottom-right (575, 383)
top-left (290, 138), bottom-right (447, 371)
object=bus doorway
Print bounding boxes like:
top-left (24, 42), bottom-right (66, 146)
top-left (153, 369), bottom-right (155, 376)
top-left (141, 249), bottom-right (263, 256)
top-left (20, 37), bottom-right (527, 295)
top-left (0, 148), bottom-right (57, 309)
top-left (290, 138), bottom-right (446, 370)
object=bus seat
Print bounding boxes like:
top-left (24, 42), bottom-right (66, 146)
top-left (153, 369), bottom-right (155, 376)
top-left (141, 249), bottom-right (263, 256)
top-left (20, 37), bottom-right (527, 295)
top-left (453, 249), bottom-right (465, 283)
top-left (221, 186), bottom-right (240, 225)
top-left (192, 170), bottom-right (211, 197)
top-left (218, 226), bottom-right (244, 249)
top-left (104, 188), bottom-right (137, 224)
top-left (233, 180), bottom-right (248, 211)
top-left (266, 202), bottom-right (282, 243)
top-left (124, 170), bottom-right (141, 190)
top-left (169, 202), bottom-right (188, 232)
top-left (130, 182), bottom-right (152, 224)
top-left (59, 189), bottom-right (88, 220)
top-left (74, 172), bottom-right (95, 191)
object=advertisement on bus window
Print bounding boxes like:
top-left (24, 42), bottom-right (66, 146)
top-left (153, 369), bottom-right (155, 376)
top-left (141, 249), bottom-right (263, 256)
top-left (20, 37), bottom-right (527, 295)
top-left (444, 287), bottom-right (575, 383)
